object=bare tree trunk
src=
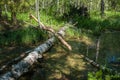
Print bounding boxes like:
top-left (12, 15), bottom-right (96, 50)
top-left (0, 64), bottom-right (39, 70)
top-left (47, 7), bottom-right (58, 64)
top-left (42, 0), bottom-right (45, 9)
top-left (11, 11), bottom-right (17, 25)
top-left (4, 4), bottom-right (8, 19)
top-left (86, 46), bottom-right (89, 56)
top-left (36, 0), bottom-right (42, 28)
top-left (100, 0), bottom-right (105, 18)
top-left (0, 6), bottom-right (2, 19)
top-left (57, 0), bottom-right (59, 11)
top-left (95, 37), bottom-right (100, 62)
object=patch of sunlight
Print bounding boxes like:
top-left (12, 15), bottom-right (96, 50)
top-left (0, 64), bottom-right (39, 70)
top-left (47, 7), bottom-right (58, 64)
top-left (50, 52), bottom-right (65, 58)
top-left (80, 35), bottom-right (94, 46)
top-left (49, 70), bottom-right (62, 79)
top-left (61, 68), bottom-right (70, 75)
top-left (66, 54), bottom-right (86, 70)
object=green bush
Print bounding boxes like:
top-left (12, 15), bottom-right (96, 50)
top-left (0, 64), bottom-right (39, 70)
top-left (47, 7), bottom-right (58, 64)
top-left (88, 70), bottom-right (120, 80)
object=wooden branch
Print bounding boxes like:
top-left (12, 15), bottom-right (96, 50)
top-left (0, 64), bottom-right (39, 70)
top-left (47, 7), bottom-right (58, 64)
top-left (29, 14), bottom-right (72, 51)
top-left (82, 55), bottom-right (100, 69)
top-left (82, 55), bottom-right (120, 74)
top-left (95, 37), bottom-right (101, 62)
top-left (29, 14), bottom-right (54, 33)
top-left (29, 14), bottom-right (46, 29)
top-left (56, 33), bottom-right (72, 51)
top-left (0, 26), bottom-right (69, 80)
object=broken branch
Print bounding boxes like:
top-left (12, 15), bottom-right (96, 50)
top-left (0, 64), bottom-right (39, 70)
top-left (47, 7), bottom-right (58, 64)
top-left (29, 14), bottom-right (72, 51)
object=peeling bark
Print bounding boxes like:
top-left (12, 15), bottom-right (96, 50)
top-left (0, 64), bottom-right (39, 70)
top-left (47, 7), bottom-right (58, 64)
top-left (0, 26), bottom-right (68, 80)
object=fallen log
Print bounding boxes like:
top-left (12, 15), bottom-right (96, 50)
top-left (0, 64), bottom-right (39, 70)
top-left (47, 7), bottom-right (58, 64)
top-left (30, 14), bottom-right (72, 51)
top-left (81, 55), bottom-right (120, 75)
top-left (0, 26), bottom-right (69, 80)
top-left (0, 17), bottom-right (72, 74)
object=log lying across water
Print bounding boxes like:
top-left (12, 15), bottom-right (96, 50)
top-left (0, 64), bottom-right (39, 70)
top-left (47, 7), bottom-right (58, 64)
top-left (82, 55), bottom-right (120, 75)
top-left (0, 26), bottom-right (69, 80)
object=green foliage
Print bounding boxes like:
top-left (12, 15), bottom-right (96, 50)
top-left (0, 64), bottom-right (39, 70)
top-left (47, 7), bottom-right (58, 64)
top-left (88, 70), bottom-right (103, 80)
top-left (88, 70), bottom-right (120, 80)
top-left (0, 27), bottom-right (47, 46)
top-left (108, 0), bottom-right (120, 10)
top-left (74, 11), bottom-right (120, 36)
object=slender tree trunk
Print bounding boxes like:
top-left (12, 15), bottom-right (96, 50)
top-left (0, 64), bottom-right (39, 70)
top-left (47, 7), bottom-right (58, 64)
top-left (35, 0), bottom-right (42, 28)
top-left (57, 0), bottom-right (59, 11)
top-left (95, 37), bottom-right (100, 62)
top-left (11, 11), bottom-right (17, 25)
top-left (0, 6), bottom-right (2, 19)
top-left (88, 1), bottom-right (91, 15)
top-left (100, 0), bottom-right (105, 18)
top-left (86, 46), bottom-right (89, 56)
top-left (90, 0), bottom-right (92, 12)
top-left (35, 0), bottom-right (38, 17)
top-left (4, 4), bottom-right (8, 19)
top-left (42, 0), bottom-right (45, 9)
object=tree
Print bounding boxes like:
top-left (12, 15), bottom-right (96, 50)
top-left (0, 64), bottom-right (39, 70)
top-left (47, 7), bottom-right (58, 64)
top-left (100, 0), bottom-right (105, 18)
top-left (108, 0), bottom-right (120, 11)
top-left (0, 6), bottom-right (2, 19)
top-left (0, 0), bottom-right (4, 19)
top-left (0, 0), bottom-right (33, 25)
top-left (9, 0), bottom-right (30, 25)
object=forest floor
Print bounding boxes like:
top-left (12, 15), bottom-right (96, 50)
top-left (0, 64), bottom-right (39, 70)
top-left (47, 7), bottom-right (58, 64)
top-left (0, 29), bottom-right (120, 80)
top-left (0, 38), bottom-right (94, 80)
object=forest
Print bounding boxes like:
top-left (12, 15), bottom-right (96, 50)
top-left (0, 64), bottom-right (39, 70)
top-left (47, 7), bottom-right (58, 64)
top-left (0, 0), bottom-right (120, 80)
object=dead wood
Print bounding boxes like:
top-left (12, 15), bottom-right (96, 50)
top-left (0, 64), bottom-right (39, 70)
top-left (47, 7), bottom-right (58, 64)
top-left (81, 55), bottom-right (120, 74)
top-left (95, 37), bottom-right (100, 62)
top-left (29, 14), bottom-right (72, 51)
top-left (0, 25), bottom-right (69, 80)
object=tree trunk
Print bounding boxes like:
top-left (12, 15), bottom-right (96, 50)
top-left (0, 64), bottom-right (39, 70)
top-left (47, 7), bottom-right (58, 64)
top-left (95, 37), bottom-right (100, 62)
top-left (11, 11), bottom-right (17, 25)
top-left (57, 0), bottom-right (59, 11)
top-left (0, 6), bottom-right (2, 19)
top-left (4, 4), bottom-right (8, 19)
top-left (100, 0), bottom-right (105, 18)
top-left (0, 26), bottom-right (69, 80)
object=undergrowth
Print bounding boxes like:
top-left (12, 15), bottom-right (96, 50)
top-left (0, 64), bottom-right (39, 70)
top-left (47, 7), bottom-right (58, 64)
top-left (0, 27), bottom-right (47, 46)
top-left (0, 11), bottom-right (120, 47)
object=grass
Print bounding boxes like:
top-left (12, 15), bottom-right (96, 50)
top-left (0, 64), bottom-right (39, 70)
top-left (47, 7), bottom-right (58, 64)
top-left (0, 27), bottom-right (47, 46)
top-left (75, 11), bottom-right (120, 35)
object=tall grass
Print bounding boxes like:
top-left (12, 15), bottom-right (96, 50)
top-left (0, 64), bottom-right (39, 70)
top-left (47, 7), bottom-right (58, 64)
top-left (0, 27), bottom-right (47, 46)
top-left (75, 11), bottom-right (120, 35)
